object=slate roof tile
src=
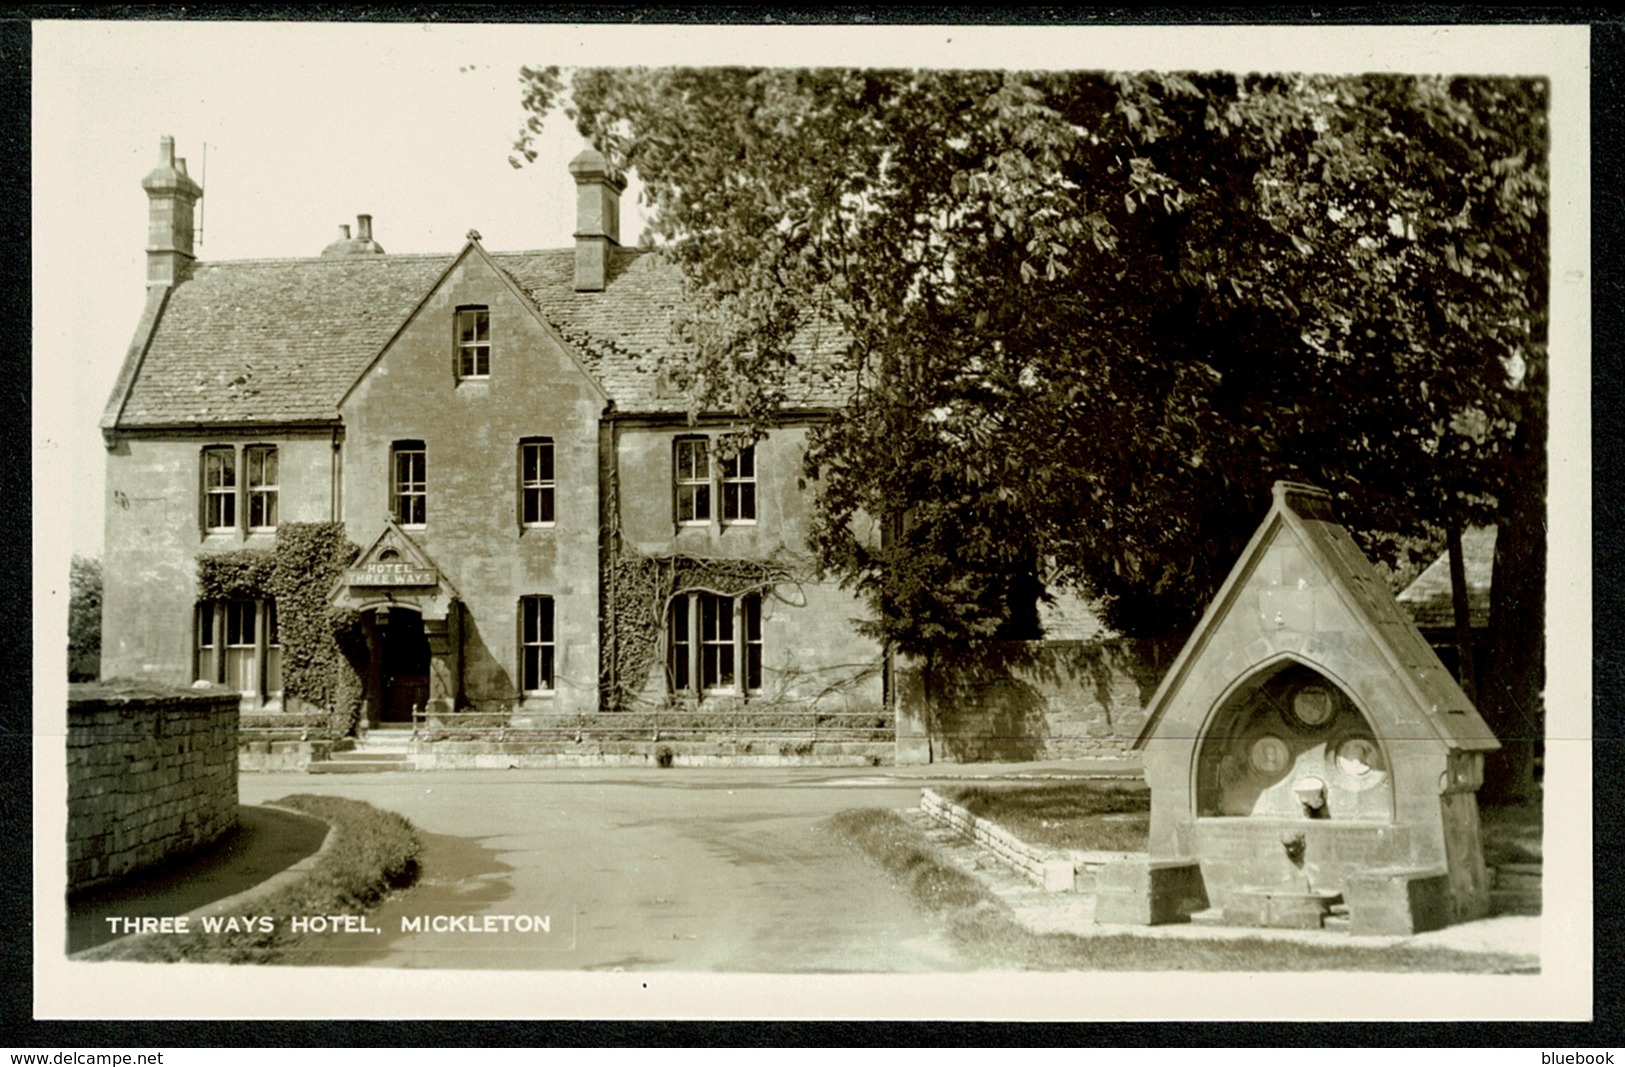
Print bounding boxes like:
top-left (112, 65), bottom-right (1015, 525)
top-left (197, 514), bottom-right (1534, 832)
top-left (111, 245), bottom-right (850, 427)
top-left (1396, 526), bottom-right (1496, 630)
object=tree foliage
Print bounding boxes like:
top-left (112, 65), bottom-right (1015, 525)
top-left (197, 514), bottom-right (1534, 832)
top-left (515, 68), bottom-right (1547, 679)
top-left (69, 555), bottom-right (102, 681)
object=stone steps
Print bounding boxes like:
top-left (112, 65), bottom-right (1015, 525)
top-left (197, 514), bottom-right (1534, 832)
top-left (307, 731), bottom-right (417, 773)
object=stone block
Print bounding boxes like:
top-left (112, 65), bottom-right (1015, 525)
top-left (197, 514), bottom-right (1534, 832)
top-left (1093, 859), bottom-right (1207, 925)
top-left (1344, 868), bottom-right (1450, 936)
top-left (1222, 888), bottom-right (1339, 929)
top-left (1041, 858), bottom-right (1076, 893)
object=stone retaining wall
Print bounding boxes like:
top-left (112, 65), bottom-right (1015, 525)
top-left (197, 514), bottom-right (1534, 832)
top-left (413, 737), bottom-right (890, 769)
top-left (238, 737), bottom-right (348, 771)
top-left (920, 788), bottom-right (1076, 891)
top-left (896, 639), bottom-right (1170, 764)
top-left (68, 681), bottom-right (239, 893)
top-left (919, 788), bottom-right (1140, 893)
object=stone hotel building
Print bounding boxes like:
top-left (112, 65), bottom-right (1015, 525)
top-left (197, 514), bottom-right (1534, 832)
top-left (99, 137), bottom-right (883, 730)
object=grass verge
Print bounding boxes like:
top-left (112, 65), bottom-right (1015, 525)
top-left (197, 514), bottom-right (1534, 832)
top-left (81, 795), bottom-right (421, 964)
top-left (831, 808), bottom-right (1535, 973)
top-left (943, 782), bottom-right (1150, 852)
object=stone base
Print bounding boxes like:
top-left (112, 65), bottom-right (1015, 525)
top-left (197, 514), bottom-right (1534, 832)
top-left (1223, 888), bottom-right (1341, 930)
top-left (1093, 859), bottom-right (1207, 925)
top-left (1344, 868), bottom-right (1451, 936)
top-left (894, 736), bottom-right (932, 766)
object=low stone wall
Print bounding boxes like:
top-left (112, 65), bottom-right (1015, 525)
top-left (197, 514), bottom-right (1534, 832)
top-left (920, 788), bottom-right (1076, 891)
top-left (897, 639), bottom-right (1169, 764)
top-left (919, 788), bottom-right (1140, 893)
top-left (68, 680), bottom-right (239, 894)
top-left (239, 737), bottom-right (349, 771)
top-left (413, 736), bottom-right (890, 769)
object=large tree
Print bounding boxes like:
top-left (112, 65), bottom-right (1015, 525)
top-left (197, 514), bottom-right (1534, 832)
top-left (517, 68), bottom-right (1547, 791)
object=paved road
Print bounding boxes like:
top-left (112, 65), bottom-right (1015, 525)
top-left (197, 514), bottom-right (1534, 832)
top-left (239, 767), bottom-right (980, 972)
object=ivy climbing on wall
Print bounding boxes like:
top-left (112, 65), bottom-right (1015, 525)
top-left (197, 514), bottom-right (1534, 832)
top-left (602, 549), bottom-right (805, 712)
top-left (196, 523), bottom-right (363, 733)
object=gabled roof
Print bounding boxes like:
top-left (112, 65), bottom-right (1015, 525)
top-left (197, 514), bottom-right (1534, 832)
top-left (1135, 481), bottom-right (1498, 752)
top-left (105, 245), bottom-right (851, 429)
top-left (1397, 526), bottom-right (1496, 630)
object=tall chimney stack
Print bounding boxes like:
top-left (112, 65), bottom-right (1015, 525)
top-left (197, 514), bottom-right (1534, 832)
top-left (141, 135), bottom-right (204, 288)
top-left (568, 146), bottom-right (624, 292)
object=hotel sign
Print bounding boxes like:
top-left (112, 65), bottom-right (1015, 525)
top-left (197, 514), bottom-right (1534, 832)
top-left (348, 561), bottom-right (438, 587)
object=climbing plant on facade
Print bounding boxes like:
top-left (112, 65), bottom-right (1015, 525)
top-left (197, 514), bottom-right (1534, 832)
top-left (195, 522), bottom-right (362, 731)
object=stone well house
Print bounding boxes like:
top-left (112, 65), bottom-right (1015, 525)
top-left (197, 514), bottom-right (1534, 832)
top-left (100, 137), bottom-right (882, 728)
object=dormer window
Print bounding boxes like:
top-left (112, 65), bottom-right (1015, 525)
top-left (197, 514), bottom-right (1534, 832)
top-left (456, 306), bottom-right (490, 379)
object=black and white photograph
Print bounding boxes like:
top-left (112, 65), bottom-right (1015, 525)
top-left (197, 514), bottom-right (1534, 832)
top-left (30, 19), bottom-right (1591, 1021)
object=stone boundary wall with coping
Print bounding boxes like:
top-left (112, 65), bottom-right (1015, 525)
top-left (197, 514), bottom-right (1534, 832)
top-left (919, 787), bottom-right (1141, 893)
top-left (412, 737), bottom-right (891, 769)
top-left (68, 681), bottom-right (239, 893)
top-left (895, 639), bottom-right (1170, 764)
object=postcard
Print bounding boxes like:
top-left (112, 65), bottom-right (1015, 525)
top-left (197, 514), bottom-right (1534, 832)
top-left (30, 18), bottom-right (1592, 1022)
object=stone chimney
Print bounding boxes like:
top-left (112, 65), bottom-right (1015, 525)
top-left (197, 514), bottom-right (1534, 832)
top-left (141, 136), bottom-right (203, 288)
top-left (321, 214), bottom-right (386, 257)
top-left (569, 146), bottom-right (624, 291)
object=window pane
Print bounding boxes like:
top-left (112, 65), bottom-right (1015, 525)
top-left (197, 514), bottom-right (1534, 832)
top-left (458, 309), bottom-right (490, 378)
top-left (209, 492), bottom-right (235, 530)
top-left (675, 439), bottom-right (712, 522)
top-left (520, 597), bottom-right (554, 692)
top-left (700, 594), bottom-right (735, 690)
top-left (521, 441), bottom-right (555, 525)
top-left (744, 594), bottom-right (762, 691)
top-left (668, 597), bottom-right (690, 691)
top-left (720, 445), bottom-right (756, 522)
top-left (205, 449), bottom-right (234, 488)
top-left (197, 604), bottom-right (214, 648)
top-left (394, 445), bottom-right (426, 525)
top-left (224, 647), bottom-right (256, 694)
top-left (225, 601), bottom-right (255, 646)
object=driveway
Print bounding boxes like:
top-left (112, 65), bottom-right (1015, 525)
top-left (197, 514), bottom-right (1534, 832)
top-left (238, 766), bottom-right (977, 972)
